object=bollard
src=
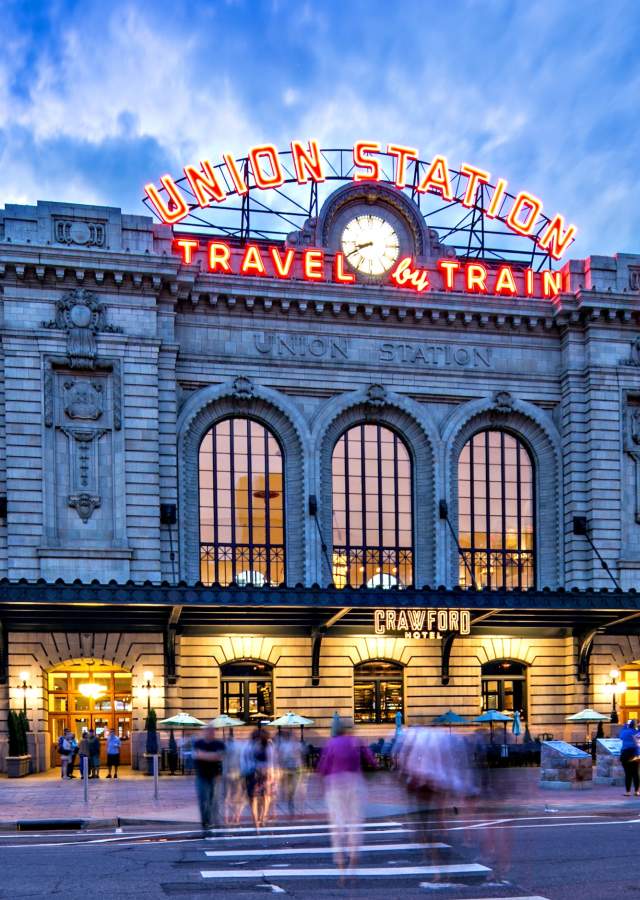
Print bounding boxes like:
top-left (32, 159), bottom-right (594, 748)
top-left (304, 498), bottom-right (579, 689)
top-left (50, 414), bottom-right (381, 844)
top-left (153, 753), bottom-right (159, 800)
top-left (83, 755), bottom-right (89, 804)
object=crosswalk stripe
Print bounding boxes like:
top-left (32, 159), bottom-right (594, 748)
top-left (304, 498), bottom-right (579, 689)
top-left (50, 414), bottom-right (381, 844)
top-left (204, 841), bottom-right (448, 858)
top-left (203, 820), bottom-right (403, 835)
top-left (201, 862), bottom-right (492, 879)
top-left (434, 897), bottom-right (550, 900)
top-left (207, 827), bottom-right (410, 842)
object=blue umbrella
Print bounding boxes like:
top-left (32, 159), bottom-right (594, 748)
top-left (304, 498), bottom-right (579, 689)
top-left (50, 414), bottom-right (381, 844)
top-left (395, 710), bottom-right (403, 736)
top-left (331, 711), bottom-right (341, 736)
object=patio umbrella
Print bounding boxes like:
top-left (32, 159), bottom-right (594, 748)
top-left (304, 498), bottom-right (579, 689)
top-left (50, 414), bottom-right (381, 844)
top-left (395, 710), bottom-right (403, 737)
top-left (210, 714), bottom-right (245, 739)
top-left (475, 709), bottom-right (513, 743)
top-left (270, 711), bottom-right (314, 742)
top-left (331, 711), bottom-right (341, 737)
top-left (157, 713), bottom-right (207, 728)
top-left (512, 710), bottom-right (522, 744)
top-left (565, 708), bottom-right (609, 740)
top-left (432, 710), bottom-right (470, 733)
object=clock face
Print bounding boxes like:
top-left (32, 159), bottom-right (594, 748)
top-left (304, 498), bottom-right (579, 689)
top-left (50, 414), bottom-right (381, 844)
top-left (341, 214), bottom-right (400, 276)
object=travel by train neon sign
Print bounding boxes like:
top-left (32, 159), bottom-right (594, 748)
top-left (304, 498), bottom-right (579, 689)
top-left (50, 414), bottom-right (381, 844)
top-left (172, 237), bottom-right (569, 299)
top-left (145, 139), bottom-right (577, 260)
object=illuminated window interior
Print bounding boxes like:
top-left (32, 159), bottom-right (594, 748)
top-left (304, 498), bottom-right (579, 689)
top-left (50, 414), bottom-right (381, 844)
top-left (354, 660), bottom-right (404, 724)
top-left (331, 423), bottom-right (413, 588)
top-left (458, 430), bottom-right (535, 590)
top-left (199, 417), bottom-right (285, 586)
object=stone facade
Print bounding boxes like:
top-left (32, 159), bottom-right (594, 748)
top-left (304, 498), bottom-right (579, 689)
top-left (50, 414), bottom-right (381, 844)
top-left (0, 198), bottom-right (640, 768)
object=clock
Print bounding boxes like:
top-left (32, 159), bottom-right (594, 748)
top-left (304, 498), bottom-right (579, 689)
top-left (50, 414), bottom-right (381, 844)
top-left (341, 213), bottom-right (400, 276)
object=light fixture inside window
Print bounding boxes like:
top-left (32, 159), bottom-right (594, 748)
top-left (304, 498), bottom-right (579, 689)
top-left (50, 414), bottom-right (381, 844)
top-left (78, 681), bottom-right (107, 700)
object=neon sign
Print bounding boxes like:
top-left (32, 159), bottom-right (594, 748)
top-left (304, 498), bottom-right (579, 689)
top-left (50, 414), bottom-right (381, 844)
top-left (146, 140), bottom-right (577, 260)
top-left (373, 608), bottom-right (471, 639)
top-left (173, 238), bottom-right (569, 299)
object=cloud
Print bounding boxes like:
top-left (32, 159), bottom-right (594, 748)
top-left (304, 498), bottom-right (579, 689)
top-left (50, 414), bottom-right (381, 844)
top-left (0, 0), bottom-right (638, 257)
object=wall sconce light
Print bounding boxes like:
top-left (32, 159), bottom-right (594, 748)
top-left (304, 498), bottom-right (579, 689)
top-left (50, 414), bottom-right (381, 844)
top-left (18, 671), bottom-right (31, 716)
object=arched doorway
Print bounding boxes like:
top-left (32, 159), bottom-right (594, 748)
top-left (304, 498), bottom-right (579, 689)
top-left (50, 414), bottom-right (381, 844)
top-left (48, 659), bottom-right (133, 767)
top-left (481, 659), bottom-right (528, 718)
top-left (618, 664), bottom-right (640, 723)
top-left (220, 660), bottom-right (274, 725)
top-left (354, 660), bottom-right (404, 724)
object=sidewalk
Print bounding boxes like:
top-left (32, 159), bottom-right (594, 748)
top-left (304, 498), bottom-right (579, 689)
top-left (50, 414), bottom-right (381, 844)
top-left (0, 767), bottom-right (635, 829)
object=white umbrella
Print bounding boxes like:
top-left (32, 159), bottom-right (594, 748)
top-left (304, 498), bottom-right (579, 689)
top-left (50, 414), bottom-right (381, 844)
top-left (566, 708), bottom-right (610, 740)
top-left (210, 714), bottom-right (245, 728)
top-left (157, 713), bottom-right (206, 728)
top-left (269, 711), bottom-right (314, 741)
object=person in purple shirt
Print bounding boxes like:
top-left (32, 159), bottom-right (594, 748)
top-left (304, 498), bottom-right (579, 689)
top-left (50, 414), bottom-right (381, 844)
top-left (316, 722), bottom-right (377, 875)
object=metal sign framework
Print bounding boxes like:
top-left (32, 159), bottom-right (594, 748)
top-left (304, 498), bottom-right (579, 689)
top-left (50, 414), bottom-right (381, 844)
top-left (142, 147), bottom-right (558, 271)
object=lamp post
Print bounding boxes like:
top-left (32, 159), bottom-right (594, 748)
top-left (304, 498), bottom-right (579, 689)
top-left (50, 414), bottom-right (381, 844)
top-left (18, 671), bottom-right (31, 717)
top-left (608, 667), bottom-right (627, 724)
top-left (142, 670), bottom-right (154, 714)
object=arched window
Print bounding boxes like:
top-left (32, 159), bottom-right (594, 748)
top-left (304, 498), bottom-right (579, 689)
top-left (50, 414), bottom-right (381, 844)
top-left (458, 430), bottom-right (534, 590)
top-left (220, 660), bottom-right (274, 724)
top-left (199, 418), bottom-right (285, 586)
top-left (481, 659), bottom-right (527, 718)
top-left (332, 423), bottom-right (413, 588)
top-left (354, 660), bottom-right (404, 724)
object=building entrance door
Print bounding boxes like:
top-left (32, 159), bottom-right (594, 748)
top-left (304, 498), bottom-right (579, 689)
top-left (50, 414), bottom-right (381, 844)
top-left (48, 661), bottom-right (133, 768)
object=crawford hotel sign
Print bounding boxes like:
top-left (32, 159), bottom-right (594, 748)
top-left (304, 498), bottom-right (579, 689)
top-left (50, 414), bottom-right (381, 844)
top-left (143, 140), bottom-right (577, 300)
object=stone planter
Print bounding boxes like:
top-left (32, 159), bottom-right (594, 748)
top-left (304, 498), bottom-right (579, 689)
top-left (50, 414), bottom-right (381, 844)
top-left (6, 755), bottom-right (31, 778)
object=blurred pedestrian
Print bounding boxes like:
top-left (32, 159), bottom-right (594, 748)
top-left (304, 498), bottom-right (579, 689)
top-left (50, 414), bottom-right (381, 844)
top-left (88, 729), bottom-right (101, 778)
top-left (58, 729), bottom-right (72, 779)
top-left (243, 729), bottom-right (276, 830)
top-left (193, 723), bottom-right (226, 831)
top-left (66, 733), bottom-right (79, 778)
top-left (106, 729), bottom-right (121, 779)
top-left (276, 730), bottom-right (304, 816)
top-left (223, 733), bottom-right (246, 825)
top-left (619, 719), bottom-right (640, 796)
top-left (316, 722), bottom-right (376, 876)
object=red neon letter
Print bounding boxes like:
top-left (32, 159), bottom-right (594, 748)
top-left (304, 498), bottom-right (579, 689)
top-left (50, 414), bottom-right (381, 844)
top-left (386, 144), bottom-right (418, 189)
top-left (223, 153), bottom-right (248, 195)
top-left (507, 191), bottom-right (542, 236)
top-left (460, 163), bottom-right (490, 208)
top-left (208, 242), bottom-right (232, 273)
top-left (486, 178), bottom-right (508, 218)
top-left (270, 247), bottom-right (295, 278)
top-left (542, 270), bottom-right (563, 297)
top-left (303, 249), bottom-right (325, 280)
top-left (353, 141), bottom-right (381, 182)
top-left (290, 140), bottom-right (325, 183)
top-left (416, 155), bottom-right (452, 200)
top-left (144, 176), bottom-right (189, 225)
top-left (466, 263), bottom-right (488, 294)
top-left (524, 269), bottom-right (534, 296)
top-left (174, 238), bottom-right (199, 264)
top-left (249, 144), bottom-right (285, 190)
top-left (184, 159), bottom-right (226, 207)
top-left (437, 259), bottom-right (460, 290)
top-left (240, 244), bottom-right (267, 276)
top-left (334, 252), bottom-right (355, 283)
top-left (537, 215), bottom-right (577, 260)
top-left (494, 265), bottom-right (518, 296)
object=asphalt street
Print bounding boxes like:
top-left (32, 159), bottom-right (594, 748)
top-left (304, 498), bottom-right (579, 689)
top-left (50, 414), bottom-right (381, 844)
top-left (0, 810), bottom-right (636, 900)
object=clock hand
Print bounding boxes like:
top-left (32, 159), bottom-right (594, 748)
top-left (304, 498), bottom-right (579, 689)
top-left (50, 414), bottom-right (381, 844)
top-left (346, 241), bottom-right (374, 258)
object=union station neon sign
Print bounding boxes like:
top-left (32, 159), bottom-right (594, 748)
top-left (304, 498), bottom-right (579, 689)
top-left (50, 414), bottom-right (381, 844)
top-left (374, 607), bottom-right (471, 640)
top-left (146, 139), bottom-right (577, 260)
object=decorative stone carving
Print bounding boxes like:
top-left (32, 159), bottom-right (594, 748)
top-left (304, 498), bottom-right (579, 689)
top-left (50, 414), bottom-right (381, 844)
top-left (624, 401), bottom-right (640, 523)
top-left (62, 427), bottom-right (107, 522)
top-left (63, 380), bottom-right (104, 421)
top-left (492, 390), bottom-right (515, 413)
top-left (365, 384), bottom-right (387, 407)
top-left (231, 376), bottom-right (255, 399)
top-left (54, 218), bottom-right (106, 248)
top-left (629, 268), bottom-right (640, 292)
top-left (68, 493), bottom-right (101, 523)
top-left (42, 288), bottom-right (121, 369)
top-left (621, 336), bottom-right (640, 367)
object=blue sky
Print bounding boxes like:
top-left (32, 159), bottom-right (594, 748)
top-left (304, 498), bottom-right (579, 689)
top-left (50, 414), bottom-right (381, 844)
top-left (1, 0), bottom-right (639, 257)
